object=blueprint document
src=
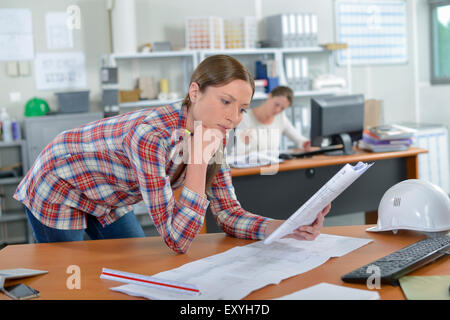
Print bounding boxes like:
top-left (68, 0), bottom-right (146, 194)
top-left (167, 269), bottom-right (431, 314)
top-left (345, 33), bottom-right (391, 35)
top-left (109, 234), bottom-right (372, 300)
top-left (264, 161), bottom-right (373, 245)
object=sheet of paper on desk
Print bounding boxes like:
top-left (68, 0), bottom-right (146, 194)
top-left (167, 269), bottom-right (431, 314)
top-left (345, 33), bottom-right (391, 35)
top-left (226, 151), bottom-right (283, 168)
top-left (109, 234), bottom-right (372, 300)
top-left (274, 282), bottom-right (380, 300)
top-left (250, 233), bottom-right (373, 258)
top-left (264, 161), bottom-right (373, 245)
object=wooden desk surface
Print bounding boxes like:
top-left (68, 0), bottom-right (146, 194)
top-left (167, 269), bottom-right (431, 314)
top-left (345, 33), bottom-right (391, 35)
top-left (230, 147), bottom-right (427, 177)
top-left (0, 225), bottom-right (447, 300)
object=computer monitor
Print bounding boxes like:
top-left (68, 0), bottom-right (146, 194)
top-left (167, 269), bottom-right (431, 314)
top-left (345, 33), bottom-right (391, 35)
top-left (310, 94), bottom-right (365, 155)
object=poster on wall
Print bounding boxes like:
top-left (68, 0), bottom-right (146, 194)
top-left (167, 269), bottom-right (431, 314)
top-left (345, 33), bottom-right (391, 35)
top-left (0, 9), bottom-right (34, 61)
top-left (45, 12), bottom-right (74, 49)
top-left (335, 0), bottom-right (408, 66)
top-left (34, 52), bottom-right (86, 90)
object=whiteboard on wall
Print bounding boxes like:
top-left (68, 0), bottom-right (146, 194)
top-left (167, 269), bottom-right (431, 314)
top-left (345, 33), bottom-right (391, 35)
top-left (335, 0), bottom-right (408, 66)
top-left (34, 52), bottom-right (86, 90)
top-left (0, 9), bottom-right (34, 61)
top-left (45, 12), bottom-right (74, 49)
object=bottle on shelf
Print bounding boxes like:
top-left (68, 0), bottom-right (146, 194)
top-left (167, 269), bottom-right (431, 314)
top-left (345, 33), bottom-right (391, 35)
top-left (0, 108), bottom-right (12, 143)
top-left (11, 118), bottom-right (21, 140)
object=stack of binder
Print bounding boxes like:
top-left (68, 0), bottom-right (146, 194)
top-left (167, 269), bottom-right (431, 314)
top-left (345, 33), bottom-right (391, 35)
top-left (285, 56), bottom-right (309, 91)
top-left (359, 124), bottom-right (416, 152)
top-left (255, 59), bottom-right (279, 93)
top-left (262, 13), bottom-right (318, 48)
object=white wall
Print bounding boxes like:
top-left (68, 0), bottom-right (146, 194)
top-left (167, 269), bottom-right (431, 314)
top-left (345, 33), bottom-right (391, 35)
top-left (0, 0), bottom-right (447, 136)
top-left (0, 0), bottom-right (109, 119)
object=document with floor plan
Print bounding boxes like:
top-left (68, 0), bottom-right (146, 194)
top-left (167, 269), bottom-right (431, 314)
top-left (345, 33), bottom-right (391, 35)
top-left (264, 161), bottom-right (373, 245)
top-left (108, 234), bottom-right (372, 300)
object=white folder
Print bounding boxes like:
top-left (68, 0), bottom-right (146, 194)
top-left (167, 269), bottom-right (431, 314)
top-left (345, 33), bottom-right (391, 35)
top-left (304, 13), bottom-right (311, 46)
top-left (294, 57), bottom-right (302, 92)
top-left (285, 57), bottom-right (294, 88)
top-left (301, 56), bottom-right (309, 90)
top-left (289, 14), bottom-right (297, 48)
top-left (282, 14), bottom-right (289, 48)
top-left (297, 13), bottom-right (305, 47)
top-left (311, 13), bottom-right (318, 46)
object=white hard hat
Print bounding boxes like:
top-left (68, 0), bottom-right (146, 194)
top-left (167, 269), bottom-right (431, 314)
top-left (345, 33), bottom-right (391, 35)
top-left (367, 179), bottom-right (450, 234)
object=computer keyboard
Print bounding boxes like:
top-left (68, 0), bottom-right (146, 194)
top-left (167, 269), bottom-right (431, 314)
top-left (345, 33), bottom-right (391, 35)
top-left (341, 236), bottom-right (450, 285)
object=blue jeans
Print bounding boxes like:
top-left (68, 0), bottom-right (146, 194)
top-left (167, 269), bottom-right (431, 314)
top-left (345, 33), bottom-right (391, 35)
top-left (26, 207), bottom-right (145, 243)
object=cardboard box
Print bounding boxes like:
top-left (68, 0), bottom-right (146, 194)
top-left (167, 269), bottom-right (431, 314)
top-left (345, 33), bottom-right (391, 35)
top-left (119, 89), bottom-right (141, 103)
top-left (364, 99), bottom-right (383, 129)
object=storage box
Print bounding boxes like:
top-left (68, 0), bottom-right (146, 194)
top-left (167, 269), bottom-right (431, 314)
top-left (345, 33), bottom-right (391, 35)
top-left (55, 90), bottom-right (90, 113)
top-left (138, 77), bottom-right (158, 100)
top-left (185, 16), bottom-right (224, 50)
top-left (224, 16), bottom-right (258, 49)
top-left (262, 13), bottom-right (318, 48)
top-left (364, 100), bottom-right (383, 129)
top-left (119, 89), bottom-right (141, 103)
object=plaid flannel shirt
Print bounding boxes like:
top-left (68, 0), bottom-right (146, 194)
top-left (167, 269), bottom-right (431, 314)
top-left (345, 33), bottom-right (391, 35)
top-left (14, 104), bottom-right (269, 253)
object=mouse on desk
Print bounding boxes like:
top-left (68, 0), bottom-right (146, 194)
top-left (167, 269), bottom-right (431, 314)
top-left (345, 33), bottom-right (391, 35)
top-left (278, 153), bottom-right (293, 160)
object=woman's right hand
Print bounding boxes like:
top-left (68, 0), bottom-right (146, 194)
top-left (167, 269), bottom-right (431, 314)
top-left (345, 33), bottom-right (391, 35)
top-left (187, 124), bottom-right (223, 165)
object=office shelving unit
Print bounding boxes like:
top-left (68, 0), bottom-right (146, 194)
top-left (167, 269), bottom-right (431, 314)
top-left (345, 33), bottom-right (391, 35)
top-left (105, 46), bottom-right (351, 109)
top-left (0, 140), bottom-right (31, 246)
top-left (110, 51), bottom-right (198, 109)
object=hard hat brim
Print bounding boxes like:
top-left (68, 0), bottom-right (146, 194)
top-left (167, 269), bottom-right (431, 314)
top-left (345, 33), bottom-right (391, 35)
top-left (366, 225), bottom-right (450, 233)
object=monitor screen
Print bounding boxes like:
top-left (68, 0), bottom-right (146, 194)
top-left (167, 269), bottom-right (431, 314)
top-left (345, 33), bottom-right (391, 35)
top-left (310, 94), bottom-right (365, 154)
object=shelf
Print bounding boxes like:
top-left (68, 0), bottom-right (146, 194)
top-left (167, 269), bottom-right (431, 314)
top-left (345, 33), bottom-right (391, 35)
top-left (0, 139), bottom-right (28, 244)
top-left (198, 47), bottom-right (329, 61)
top-left (0, 140), bottom-right (25, 148)
top-left (112, 51), bottom-right (196, 60)
top-left (252, 88), bottom-right (348, 100)
top-left (279, 47), bottom-right (326, 54)
top-left (0, 210), bottom-right (27, 223)
top-left (110, 47), bottom-right (329, 60)
top-left (0, 176), bottom-right (23, 185)
top-left (293, 88), bottom-right (349, 97)
top-left (0, 236), bottom-right (28, 245)
top-left (119, 98), bottom-right (183, 108)
top-left (119, 89), bottom-right (347, 107)
top-left (110, 47), bottom-right (351, 108)
top-left (199, 48), bottom-right (278, 56)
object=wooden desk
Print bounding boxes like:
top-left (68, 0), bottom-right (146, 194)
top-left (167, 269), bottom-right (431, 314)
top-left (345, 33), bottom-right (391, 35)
top-left (0, 225), bottom-right (447, 300)
top-left (205, 147), bottom-right (427, 231)
top-left (229, 147), bottom-right (425, 178)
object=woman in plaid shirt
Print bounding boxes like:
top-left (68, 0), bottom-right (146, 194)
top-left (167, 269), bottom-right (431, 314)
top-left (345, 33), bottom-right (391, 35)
top-left (14, 55), bottom-right (330, 253)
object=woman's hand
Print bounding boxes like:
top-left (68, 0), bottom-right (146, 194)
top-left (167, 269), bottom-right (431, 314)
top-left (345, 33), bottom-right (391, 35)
top-left (184, 124), bottom-right (223, 196)
top-left (302, 140), bottom-right (311, 152)
top-left (186, 123), bottom-right (223, 165)
top-left (265, 203), bottom-right (332, 241)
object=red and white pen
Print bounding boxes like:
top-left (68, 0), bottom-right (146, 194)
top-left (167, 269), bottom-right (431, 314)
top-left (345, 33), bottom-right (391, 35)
top-left (100, 268), bottom-right (200, 296)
